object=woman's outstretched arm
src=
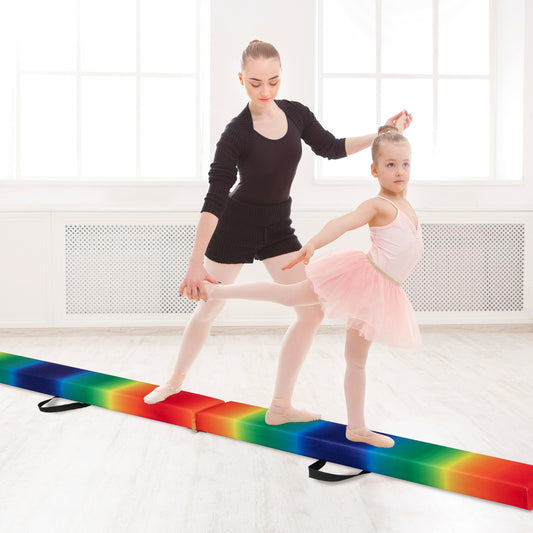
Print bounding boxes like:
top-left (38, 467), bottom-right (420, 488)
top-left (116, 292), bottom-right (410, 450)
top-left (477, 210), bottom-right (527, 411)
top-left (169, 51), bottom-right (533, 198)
top-left (344, 110), bottom-right (411, 155)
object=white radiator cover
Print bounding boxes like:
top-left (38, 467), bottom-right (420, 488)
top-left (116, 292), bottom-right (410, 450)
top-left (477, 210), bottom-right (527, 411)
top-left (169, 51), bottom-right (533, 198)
top-left (404, 223), bottom-right (524, 313)
top-left (0, 210), bottom-right (531, 327)
top-left (62, 221), bottom-right (527, 320)
top-left (65, 224), bottom-right (197, 315)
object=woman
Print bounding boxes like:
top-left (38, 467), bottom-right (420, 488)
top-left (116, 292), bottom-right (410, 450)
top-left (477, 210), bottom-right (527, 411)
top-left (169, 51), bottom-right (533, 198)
top-left (144, 40), bottom-right (411, 425)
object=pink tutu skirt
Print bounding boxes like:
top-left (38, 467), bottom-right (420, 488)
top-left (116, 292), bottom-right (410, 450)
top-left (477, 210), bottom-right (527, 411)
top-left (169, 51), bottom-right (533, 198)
top-left (305, 249), bottom-right (421, 349)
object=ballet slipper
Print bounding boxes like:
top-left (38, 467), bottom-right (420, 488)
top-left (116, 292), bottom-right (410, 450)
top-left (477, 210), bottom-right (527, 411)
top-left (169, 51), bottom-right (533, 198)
top-left (265, 400), bottom-right (321, 425)
top-left (265, 407), bottom-right (321, 425)
top-left (346, 426), bottom-right (395, 448)
top-left (201, 280), bottom-right (222, 300)
top-left (144, 373), bottom-right (185, 404)
top-left (143, 383), bottom-right (181, 404)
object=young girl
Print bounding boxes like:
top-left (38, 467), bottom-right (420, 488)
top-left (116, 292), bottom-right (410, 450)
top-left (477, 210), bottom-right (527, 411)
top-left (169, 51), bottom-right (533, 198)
top-left (143, 39), bottom-right (412, 426)
top-left (193, 124), bottom-right (423, 448)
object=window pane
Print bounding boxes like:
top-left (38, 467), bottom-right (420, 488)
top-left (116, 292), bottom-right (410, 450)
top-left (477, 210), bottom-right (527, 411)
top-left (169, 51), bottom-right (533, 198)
top-left (20, 75), bottom-right (77, 177)
top-left (18, 0), bottom-right (77, 71)
top-left (0, 26), bottom-right (16, 178)
top-left (81, 77), bottom-right (136, 177)
top-left (140, 78), bottom-right (196, 178)
top-left (140, 0), bottom-right (197, 73)
top-left (381, 79), bottom-right (434, 180)
top-left (80, 0), bottom-right (136, 72)
top-left (382, 0), bottom-right (433, 74)
top-left (439, 0), bottom-right (489, 75)
top-left (321, 78), bottom-right (376, 177)
top-left (0, 82), bottom-right (15, 178)
top-left (494, 0), bottom-right (524, 181)
top-left (437, 79), bottom-right (489, 178)
top-left (322, 0), bottom-right (375, 73)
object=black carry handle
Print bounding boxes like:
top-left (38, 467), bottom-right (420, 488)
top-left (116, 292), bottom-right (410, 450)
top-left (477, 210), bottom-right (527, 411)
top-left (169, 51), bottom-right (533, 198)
top-left (38, 396), bottom-right (91, 413)
top-left (308, 459), bottom-right (371, 482)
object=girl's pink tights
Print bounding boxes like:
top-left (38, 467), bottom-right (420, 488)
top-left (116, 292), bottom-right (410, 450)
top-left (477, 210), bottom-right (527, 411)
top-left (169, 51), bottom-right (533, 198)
top-left (343, 328), bottom-right (370, 429)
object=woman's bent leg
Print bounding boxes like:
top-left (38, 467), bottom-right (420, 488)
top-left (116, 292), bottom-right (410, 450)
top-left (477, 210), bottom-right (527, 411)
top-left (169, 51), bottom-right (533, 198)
top-left (261, 252), bottom-right (325, 424)
top-left (144, 259), bottom-right (243, 404)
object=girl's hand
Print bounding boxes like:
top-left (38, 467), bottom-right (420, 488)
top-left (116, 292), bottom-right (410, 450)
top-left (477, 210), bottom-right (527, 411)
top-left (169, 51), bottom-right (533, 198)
top-left (385, 110), bottom-right (412, 132)
top-left (179, 263), bottom-right (218, 301)
top-left (282, 243), bottom-right (316, 270)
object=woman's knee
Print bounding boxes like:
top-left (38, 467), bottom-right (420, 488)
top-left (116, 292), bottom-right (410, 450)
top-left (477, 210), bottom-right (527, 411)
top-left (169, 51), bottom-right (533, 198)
top-left (294, 303), bottom-right (325, 326)
top-left (190, 299), bottom-right (225, 325)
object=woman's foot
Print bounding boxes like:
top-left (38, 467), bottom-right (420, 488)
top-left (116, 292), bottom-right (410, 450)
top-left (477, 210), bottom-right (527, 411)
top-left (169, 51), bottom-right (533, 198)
top-left (346, 426), bottom-right (395, 448)
top-left (265, 398), bottom-right (321, 425)
top-left (143, 373), bottom-right (186, 404)
top-left (143, 383), bottom-right (181, 404)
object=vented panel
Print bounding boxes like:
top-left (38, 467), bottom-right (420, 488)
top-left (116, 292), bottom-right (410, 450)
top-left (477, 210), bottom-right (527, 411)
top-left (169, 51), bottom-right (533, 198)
top-left (65, 224), bottom-right (197, 314)
top-left (65, 222), bottom-right (526, 317)
top-left (404, 223), bottom-right (525, 312)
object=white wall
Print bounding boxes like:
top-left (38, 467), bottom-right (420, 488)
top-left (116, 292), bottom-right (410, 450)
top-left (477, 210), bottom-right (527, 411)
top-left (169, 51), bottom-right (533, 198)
top-left (1, 0), bottom-right (532, 328)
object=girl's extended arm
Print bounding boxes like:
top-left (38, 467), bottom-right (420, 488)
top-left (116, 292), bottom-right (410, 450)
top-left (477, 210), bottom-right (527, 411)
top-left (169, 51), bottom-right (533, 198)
top-left (283, 200), bottom-right (378, 270)
top-left (179, 211), bottom-right (220, 300)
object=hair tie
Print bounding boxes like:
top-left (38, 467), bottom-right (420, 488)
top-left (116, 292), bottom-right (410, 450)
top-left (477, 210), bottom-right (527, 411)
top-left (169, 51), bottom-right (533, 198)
top-left (377, 125), bottom-right (398, 135)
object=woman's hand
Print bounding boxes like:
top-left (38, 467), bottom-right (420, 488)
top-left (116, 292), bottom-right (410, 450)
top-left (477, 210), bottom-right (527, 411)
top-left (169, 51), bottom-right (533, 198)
top-left (282, 242), bottom-right (316, 270)
top-left (385, 110), bottom-right (412, 132)
top-left (395, 111), bottom-right (410, 134)
top-left (179, 262), bottom-right (218, 301)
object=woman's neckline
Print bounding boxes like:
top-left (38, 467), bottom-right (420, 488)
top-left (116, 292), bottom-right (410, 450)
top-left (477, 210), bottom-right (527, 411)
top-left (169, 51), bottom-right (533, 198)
top-left (248, 100), bottom-right (288, 141)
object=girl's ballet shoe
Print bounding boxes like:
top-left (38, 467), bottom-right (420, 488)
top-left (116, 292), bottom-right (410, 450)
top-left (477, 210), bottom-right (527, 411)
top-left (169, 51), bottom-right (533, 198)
top-left (346, 427), bottom-right (395, 448)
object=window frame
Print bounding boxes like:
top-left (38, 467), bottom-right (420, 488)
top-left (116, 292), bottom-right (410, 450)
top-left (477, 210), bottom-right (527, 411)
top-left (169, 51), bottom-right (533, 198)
top-left (315, 0), bottom-right (520, 184)
top-left (13, 0), bottom-right (209, 182)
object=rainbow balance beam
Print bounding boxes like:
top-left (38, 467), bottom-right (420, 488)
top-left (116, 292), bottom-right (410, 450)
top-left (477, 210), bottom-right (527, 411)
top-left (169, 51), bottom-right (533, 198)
top-left (1, 351), bottom-right (532, 510)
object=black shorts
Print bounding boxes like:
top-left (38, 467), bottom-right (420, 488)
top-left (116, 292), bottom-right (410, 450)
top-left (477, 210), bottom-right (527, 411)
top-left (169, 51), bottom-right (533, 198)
top-left (205, 197), bottom-right (302, 264)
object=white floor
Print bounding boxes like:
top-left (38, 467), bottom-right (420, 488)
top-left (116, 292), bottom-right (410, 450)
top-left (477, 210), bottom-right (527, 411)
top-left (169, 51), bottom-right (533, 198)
top-left (0, 325), bottom-right (532, 533)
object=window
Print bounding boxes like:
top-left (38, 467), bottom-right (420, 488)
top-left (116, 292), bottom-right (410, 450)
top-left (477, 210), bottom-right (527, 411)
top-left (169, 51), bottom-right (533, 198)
top-left (317, 0), bottom-right (524, 182)
top-left (2, 0), bottom-right (208, 180)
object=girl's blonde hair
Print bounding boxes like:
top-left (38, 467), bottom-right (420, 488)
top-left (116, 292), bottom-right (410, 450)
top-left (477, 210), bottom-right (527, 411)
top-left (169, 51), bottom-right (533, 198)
top-left (241, 40), bottom-right (281, 70)
top-left (371, 125), bottom-right (409, 163)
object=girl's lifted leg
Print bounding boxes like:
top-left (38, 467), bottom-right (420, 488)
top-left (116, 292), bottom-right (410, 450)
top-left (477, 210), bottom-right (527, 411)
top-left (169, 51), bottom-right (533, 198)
top-left (205, 278), bottom-right (319, 307)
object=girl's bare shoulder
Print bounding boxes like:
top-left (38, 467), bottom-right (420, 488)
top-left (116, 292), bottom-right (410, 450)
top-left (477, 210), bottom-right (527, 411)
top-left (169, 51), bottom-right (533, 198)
top-left (366, 197), bottom-right (397, 227)
top-left (358, 197), bottom-right (382, 211)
